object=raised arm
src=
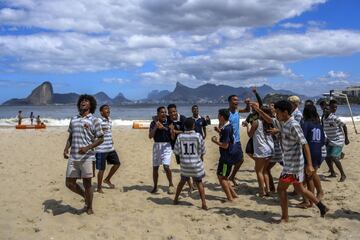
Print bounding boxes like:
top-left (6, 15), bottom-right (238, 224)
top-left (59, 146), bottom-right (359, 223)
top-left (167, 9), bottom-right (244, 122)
top-left (250, 103), bottom-right (272, 124)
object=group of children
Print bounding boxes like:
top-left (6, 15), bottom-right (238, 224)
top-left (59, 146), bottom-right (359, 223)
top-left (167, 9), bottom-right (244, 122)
top-left (63, 92), bottom-right (350, 222)
top-left (17, 110), bottom-right (43, 125)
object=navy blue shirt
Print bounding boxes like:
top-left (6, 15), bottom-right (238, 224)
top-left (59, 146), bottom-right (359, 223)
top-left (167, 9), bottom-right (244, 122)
top-left (168, 114), bottom-right (186, 148)
top-left (301, 121), bottom-right (325, 162)
top-left (219, 123), bottom-right (234, 163)
top-left (150, 119), bottom-right (172, 143)
top-left (193, 116), bottom-right (207, 138)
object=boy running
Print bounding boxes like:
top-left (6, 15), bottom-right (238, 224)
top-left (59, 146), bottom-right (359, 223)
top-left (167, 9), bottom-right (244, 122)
top-left (191, 105), bottom-right (208, 139)
top-left (173, 118), bottom-right (207, 210)
top-left (149, 106), bottom-right (175, 194)
top-left (273, 100), bottom-right (328, 223)
top-left (63, 94), bottom-right (104, 215)
top-left (95, 105), bottom-right (121, 193)
top-left (323, 100), bottom-right (350, 181)
top-left (212, 109), bottom-right (238, 202)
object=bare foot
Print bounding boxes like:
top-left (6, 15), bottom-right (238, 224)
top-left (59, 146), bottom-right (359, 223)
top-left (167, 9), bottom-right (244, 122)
top-left (104, 179), bottom-right (115, 189)
top-left (272, 218), bottom-right (289, 224)
top-left (97, 188), bottom-right (104, 194)
top-left (321, 206), bottom-right (330, 217)
top-left (150, 187), bottom-right (158, 194)
top-left (296, 201), bottom-right (312, 209)
top-left (202, 204), bottom-right (208, 210)
top-left (317, 192), bottom-right (324, 200)
top-left (86, 208), bottom-right (94, 215)
top-left (339, 175), bottom-right (346, 182)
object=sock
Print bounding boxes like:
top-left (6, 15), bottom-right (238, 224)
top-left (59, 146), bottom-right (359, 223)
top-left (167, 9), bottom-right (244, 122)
top-left (316, 201), bottom-right (327, 217)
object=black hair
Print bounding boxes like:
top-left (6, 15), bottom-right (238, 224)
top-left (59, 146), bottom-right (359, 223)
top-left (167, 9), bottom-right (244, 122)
top-left (77, 94), bottom-right (97, 114)
top-left (157, 106), bottom-right (166, 113)
top-left (228, 95), bottom-right (237, 102)
top-left (274, 100), bottom-right (293, 115)
top-left (218, 108), bottom-right (230, 121)
top-left (167, 104), bottom-right (177, 110)
top-left (192, 105), bottom-right (198, 109)
top-left (99, 104), bottom-right (109, 112)
top-left (319, 100), bottom-right (327, 107)
top-left (261, 106), bottom-right (273, 118)
top-left (184, 117), bottom-right (195, 131)
top-left (303, 104), bottom-right (320, 123)
top-left (304, 99), bottom-right (314, 106)
top-left (329, 99), bottom-right (337, 105)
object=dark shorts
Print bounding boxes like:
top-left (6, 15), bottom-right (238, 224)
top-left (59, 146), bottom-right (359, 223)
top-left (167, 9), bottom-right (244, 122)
top-left (217, 161), bottom-right (233, 178)
top-left (95, 151), bottom-right (120, 170)
top-left (181, 175), bottom-right (204, 182)
top-left (305, 156), bottom-right (324, 169)
top-left (230, 142), bottom-right (244, 164)
top-left (245, 138), bottom-right (254, 155)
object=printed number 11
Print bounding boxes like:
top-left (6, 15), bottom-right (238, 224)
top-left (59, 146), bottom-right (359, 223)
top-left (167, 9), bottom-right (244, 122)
top-left (183, 143), bottom-right (195, 155)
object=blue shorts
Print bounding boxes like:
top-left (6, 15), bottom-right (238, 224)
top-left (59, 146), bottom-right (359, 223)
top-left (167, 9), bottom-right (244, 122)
top-left (95, 151), bottom-right (120, 171)
top-left (230, 142), bottom-right (244, 164)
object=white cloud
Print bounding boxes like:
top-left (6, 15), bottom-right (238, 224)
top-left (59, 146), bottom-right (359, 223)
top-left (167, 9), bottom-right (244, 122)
top-left (280, 22), bottom-right (304, 29)
top-left (102, 78), bottom-right (130, 84)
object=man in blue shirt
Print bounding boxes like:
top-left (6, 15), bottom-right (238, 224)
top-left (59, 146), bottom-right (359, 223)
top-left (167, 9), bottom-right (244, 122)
top-left (191, 105), bottom-right (208, 139)
top-left (215, 95), bottom-right (250, 186)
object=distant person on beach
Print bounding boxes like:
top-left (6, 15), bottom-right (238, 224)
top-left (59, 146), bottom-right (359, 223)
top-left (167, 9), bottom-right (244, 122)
top-left (30, 112), bottom-right (34, 125)
top-left (36, 115), bottom-right (42, 125)
top-left (95, 104), bottom-right (121, 193)
top-left (272, 100), bottom-right (328, 223)
top-left (63, 94), bottom-right (104, 215)
top-left (17, 111), bottom-right (23, 125)
top-left (216, 94), bottom-right (249, 186)
top-left (288, 95), bottom-right (303, 123)
top-left (323, 100), bottom-right (350, 182)
top-left (173, 118), bottom-right (207, 210)
top-left (211, 109), bottom-right (238, 202)
top-left (191, 105), bottom-right (208, 139)
top-left (149, 106), bottom-right (175, 194)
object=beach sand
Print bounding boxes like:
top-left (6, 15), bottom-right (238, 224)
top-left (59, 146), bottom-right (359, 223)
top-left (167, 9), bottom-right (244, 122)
top-left (0, 124), bottom-right (360, 240)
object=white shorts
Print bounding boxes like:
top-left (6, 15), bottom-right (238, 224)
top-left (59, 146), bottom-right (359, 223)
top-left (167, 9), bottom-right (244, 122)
top-left (152, 142), bottom-right (172, 167)
top-left (66, 160), bottom-right (93, 178)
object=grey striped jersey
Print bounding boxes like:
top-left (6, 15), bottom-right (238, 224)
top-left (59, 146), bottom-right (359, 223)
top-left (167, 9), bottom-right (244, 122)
top-left (280, 117), bottom-right (308, 175)
top-left (173, 131), bottom-right (205, 178)
top-left (68, 113), bottom-right (103, 162)
top-left (96, 116), bottom-right (115, 153)
top-left (323, 113), bottom-right (345, 147)
top-left (292, 108), bottom-right (303, 123)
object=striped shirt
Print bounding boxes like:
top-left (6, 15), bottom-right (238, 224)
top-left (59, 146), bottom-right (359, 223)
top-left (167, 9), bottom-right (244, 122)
top-left (96, 116), bottom-right (115, 153)
top-left (173, 131), bottom-right (205, 178)
top-left (280, 117), bottom-right (308, 175)
top-left (323, 113), bottom-right (345, 147)
top-left (292, 108), bottom-right (303, 123)
top-left (68, 113), bottom-right (103, 162)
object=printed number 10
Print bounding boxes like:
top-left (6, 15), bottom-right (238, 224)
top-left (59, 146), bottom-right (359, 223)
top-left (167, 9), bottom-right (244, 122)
top-left (311, 128), bottom-right (321, 141)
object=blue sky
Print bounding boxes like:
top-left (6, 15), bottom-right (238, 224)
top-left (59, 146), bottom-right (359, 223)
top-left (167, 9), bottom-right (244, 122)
top-left (0, 0), bottom-right (360, 103)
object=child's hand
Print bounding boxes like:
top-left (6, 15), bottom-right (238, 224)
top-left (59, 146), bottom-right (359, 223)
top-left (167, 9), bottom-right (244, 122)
top-left (345, 138), bottom-right (350, 145)
top-left (242, 121), bottom-right (248, 127)
top-left (305, 165), bottom-right (315, 176)
top-left (211, 136), bottom-right (218, 143)
top-left (214, 126), bottom-right (220, 133)
top-left (266, 128), bottom-right (279, 135)
top-left (156, 121), bottom-right (164, 129)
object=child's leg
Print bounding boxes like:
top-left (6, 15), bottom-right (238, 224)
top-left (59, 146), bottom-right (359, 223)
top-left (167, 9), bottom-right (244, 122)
top-left (267, 162), bottom-right (276, 192)
top-left (313, 168), bottom-right (324, 199)
top-left (97, 170), bottom-right (105, 193)
top-left (163, 165), bottom-right (174, 187)
top-left (83, 178), bottom-right (94, 215)
top-left (254, 159), bottom-right (266, 196)
top-left (152, 166), bottom-right (159, 193)
top-left (263, 159), bottom-right (270, 195)
top-left (196, 181), bottom-right (207, 210)
top-left (332, 158), bottom-right (346, 181)
top-left (187, 179), bottom-right (194, 192)
top-left (276, 181), bottom-right (290, 223)
top-left (229, 160), bottom-right (244, 186)
top-left (228, 181), bottom-right (238, 198)
top-left (218, 176), bottom-right (234, 201)
top-left (325, 157), bottom-right (336, 177)
top-left (174, 178), bottom-right (187, 204)
top-left (298, 173), bottom-right (312, 208)
top-left (294, 182), bottom-right (329, 217)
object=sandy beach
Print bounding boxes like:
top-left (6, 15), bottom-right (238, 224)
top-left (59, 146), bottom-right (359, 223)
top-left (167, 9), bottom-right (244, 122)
top-left (0, 124), bottom-right (360, 240)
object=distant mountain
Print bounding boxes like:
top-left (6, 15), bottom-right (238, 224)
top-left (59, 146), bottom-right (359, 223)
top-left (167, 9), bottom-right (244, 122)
top-left (2, 82), bottom-right (131, 106)
top-left (2, 80), bottom-right (308, 106)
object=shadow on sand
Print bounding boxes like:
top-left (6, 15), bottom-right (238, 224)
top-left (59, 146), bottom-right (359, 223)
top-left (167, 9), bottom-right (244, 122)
top-left (42, 199), bottom-right (86, 216)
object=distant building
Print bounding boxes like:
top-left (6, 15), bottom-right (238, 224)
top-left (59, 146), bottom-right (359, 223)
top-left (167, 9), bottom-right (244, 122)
top-left (342, 86), bottom-right (360, 97)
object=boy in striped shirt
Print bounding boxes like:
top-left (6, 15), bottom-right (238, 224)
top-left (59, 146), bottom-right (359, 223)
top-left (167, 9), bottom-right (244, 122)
top-left (173, 118), bottom-right (207, 210)
top-left (323, 100), bottom-right (350, 182)
top-left (273, 100), bottom-right (328, 223)
top-left (95, 105), bottom-right (121, 193)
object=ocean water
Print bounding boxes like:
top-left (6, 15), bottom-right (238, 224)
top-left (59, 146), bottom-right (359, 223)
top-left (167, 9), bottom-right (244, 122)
top-left (0, 104), bottom-right (360, 127)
